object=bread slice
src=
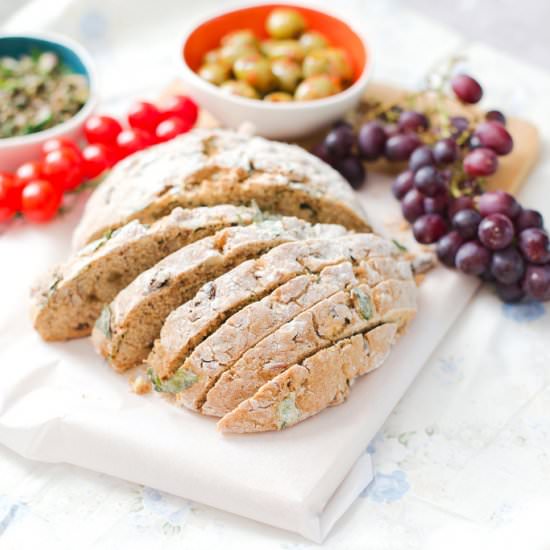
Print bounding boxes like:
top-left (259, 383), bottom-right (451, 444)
top-left (147, 233), bottom-right (399, 383)
top-left (197, 280), bottom-right (415, 414)
top-left (30, 205), bottom-right (259, 341)
top-left (92, 218), bottom-right (346, 371)
top-left (72, 128), bottom-right (370, 248)
top-left (170, 256), bottom-right (412, 415)
top-left (217, 324), bottom-right (398, 433)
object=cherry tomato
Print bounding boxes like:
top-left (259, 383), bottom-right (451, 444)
top-left (42, 137), bottom-right (82, 157)
top-left (155, 116), bottom-right (193, 143)
top-left (82, 144), bottom-right (117, 179)
top-left (16, 161), bottom-right (44, 185)
top-left (128, 101), bottom-right (162, 133)
top-left (0, 173), bottom-right (19, 222)
top-left (161, 95), bottom-right (198, 126)
top-left (42, 146), bottom-right (84, 191)
top-left (116, 128), bottom-right (154, 159)
top-left (21, 179), bottom-right (62, 223)
top-left (84, 115), bottom-right (123, 146)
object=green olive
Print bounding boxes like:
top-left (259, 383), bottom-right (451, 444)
top-left (203, 48), bottom-right (224, 65)
top-left (270, 58), bottom-right (302, 93)
top-left (299, 31), bottom-right (328, 53)
top-left (219, 43), bottom-right (258, 67)
top-left (233, 53), bottom-right (274, 94)
top-left (266, 8), bottom-right (306, 39)
top-left (260, 39), bottom-right (305, 62)
top-left (220, 80), bottom-right (259, 99)
top-left (198, 63), bottom-right (230, 86)
top-left (264, 92), bottom-right (294, 102)
top-left (294, 74), bottom-right (339, 101)
top-left (221, 29), bottom-right (258, 49)
top-left (302, 48), bottom-right (353, 82)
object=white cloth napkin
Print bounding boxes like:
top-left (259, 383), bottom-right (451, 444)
top-left (0, 175), bottom-right (479, 542)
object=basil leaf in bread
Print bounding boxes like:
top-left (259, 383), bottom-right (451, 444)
top-left (148, 367), bottom-right (198, 393)
top-left (277, 392), bottom-right (301, 429)
top-left (96, 306), bottom-right (112, 339)
top-left (351, 288), bottom-right (373, 320)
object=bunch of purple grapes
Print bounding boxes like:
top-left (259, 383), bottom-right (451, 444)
top-left (434, 191), bottom-right (549, 302)
top-left (312, 73), bottom-right (550, 303)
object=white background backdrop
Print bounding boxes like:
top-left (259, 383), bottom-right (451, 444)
top-left (1, 1), bottom-right (550, 548)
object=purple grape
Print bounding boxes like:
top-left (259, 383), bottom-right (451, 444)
top-left (473, 121), bottom-right (513, 156)
top-left (485, 110), bottom-right (506, 125)
top-left (450, 116), bottom-right (470, 138)
top-left (451, 74), bottom-right (483, 104)
top-left (398, 110), bottom-right (429, 133)
top-left (478, 213), bottom-right (515, 250)
top-left (324, 125), bottom-right (355, 159)
top-left (478, 191), bottom-right (521, 219)
top-left (357, 121), bottom-right (387, 161)
top-left (490, 247), bottom-right (525, 284)
top-left (424, 192), bottom-right (449, 215)
top-left (480, 267), bottom-right (496, 282)
top-left (455, 241), bottom-right (491, 275)
top-left (436, 231), bottom-right (464, 267)
top-left (409, 145), bottom-right (434, 172)
top-left (332, 120), bottom-right (353, 129)
top-left (311, 142), bottom-right (335, 165)
top-left (392, 170), bottom-right (414, 200)
top-left (463, 147), bottom-right (498, 177)
top-left (414, 166), bottom-right (446, 197)
top-left (401, 188), bottom-right (426, 223)
top-left (384, 123), bottom-right (400, 139)
top-left (433, 138), bottom-right (458, 165)
top-left (447, 196), bottom-right (475, 219)
top-left (522, 264), bottom-right (550, 301)
top-left (467, 134), bottom-right (482, 150)
top-left (452, 208), bottom-right (481, 239)
top-left (334, 156), bottom-right (366, 189)
top-left (412, 214), bottom-right (448, 244)
top-left (515, 208), bottom-right (543, 232)
top-left (439, 168), bottom-right (453, 187)
top-left (385, 134), bottom-right (422, 162)
top-left (518, 228), bottom-right (550, 264)
top-left (496, 281), bottom-right (525, 303)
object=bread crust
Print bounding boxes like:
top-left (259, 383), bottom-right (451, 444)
top-left (72, 129), bottom-right (371, 248)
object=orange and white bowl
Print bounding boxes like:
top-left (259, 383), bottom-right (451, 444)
top-left (179, 2), bottom-right (372, 140)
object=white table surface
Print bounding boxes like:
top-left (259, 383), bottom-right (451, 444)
top-left (1, 1), bottom-right (550, 548)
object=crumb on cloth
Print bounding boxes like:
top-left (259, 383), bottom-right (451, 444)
top-left (130, 374), bottom-right (152, 395)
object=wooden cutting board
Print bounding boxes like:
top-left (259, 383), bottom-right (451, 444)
top-left (161, 80), bottom-right (540, 196)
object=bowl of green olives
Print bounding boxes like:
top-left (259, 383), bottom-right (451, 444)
top-left (180, 3), bottom-right (370, 139)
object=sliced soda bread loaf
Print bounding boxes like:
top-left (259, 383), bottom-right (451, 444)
top-left (217, 324), bottom-right (399, 433)
top-left (72, 128), bottom-right (371, 248)
top-left (199, 280), bottom-right (415, 415)
top-left (93, 218), bottom-right (346, 371)
top-left (147, 233), bottom-right (399, 383)
top-left (30, 205), bottom-right (258, 341)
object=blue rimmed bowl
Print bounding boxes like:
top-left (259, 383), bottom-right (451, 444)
top-left (0, 32), bottom-right (98, 171)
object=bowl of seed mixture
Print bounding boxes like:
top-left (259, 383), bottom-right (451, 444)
top-left (0, 33), bottom-right (97, 171)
